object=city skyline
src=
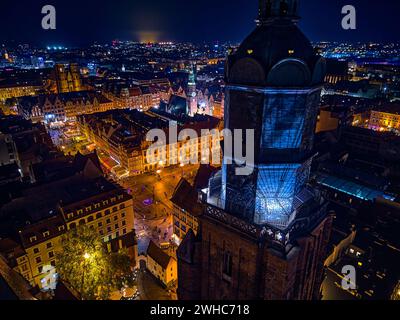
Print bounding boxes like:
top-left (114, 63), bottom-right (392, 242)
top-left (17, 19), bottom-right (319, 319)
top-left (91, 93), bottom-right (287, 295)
top-left (0, 0), bottom-right (399, 46)
top-left (1, 0), bottom-right (400, 306)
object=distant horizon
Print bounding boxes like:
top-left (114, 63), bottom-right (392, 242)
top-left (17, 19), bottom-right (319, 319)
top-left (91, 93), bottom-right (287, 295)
top-left (0, 0), bottom-right (399, 47)
top-left (2, 39), bottom-right (400, 49)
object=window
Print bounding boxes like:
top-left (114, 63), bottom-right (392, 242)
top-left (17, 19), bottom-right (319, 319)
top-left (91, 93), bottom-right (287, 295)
top-left (114, 224), bottom-right (118, 229)
top-left (98, 222), bottom-right (103, 227)
top-left (38, 266), bottom-right (43, 273)
top-left (107, 227), bottom-right (112, 233)
top-left (120, 204), bottom-right (125, 210)
top-left (88, 216), bottom-right (94, 222)
top-left (121, 212), bottom-right (126, 218)
top-left (46, 242), bottom-right (52, 249)
top-left (36, 257), bottom-right (42, 264)
top-left (48, 252), bottom-right (54, 258)
top-left (223, 252), bottom-right (233, 278)
top-left (51, 261), bottom-right (56, 267)
top-left (69, 223), bottom-right (76, 229)
top-left (58, 225), bottom-right (65, 232)
top-left (114, 216), bottom-right (118, 221)
top-left (123, 229), bottom-right (127, 235)
top-left (30, 236), bottom-right (37, 243)
top-left (122, 221), bottom-right (126, 226)
top-left (105, 209), bottom-right (110, 215)
top-left (33, 248), bottom-right (39, 254)
top-left (112, 207), bottom-right (118, 212)
top-left (106, 219), bottom-right (111, 224)
top-left (96, 213), bottom-right (102, 219)
top-left (79, 219), bottom-right (85, 225)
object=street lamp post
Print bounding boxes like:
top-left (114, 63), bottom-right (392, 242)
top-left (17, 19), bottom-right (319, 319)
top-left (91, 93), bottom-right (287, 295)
top-left (80, 252), bottom-right (91, 300)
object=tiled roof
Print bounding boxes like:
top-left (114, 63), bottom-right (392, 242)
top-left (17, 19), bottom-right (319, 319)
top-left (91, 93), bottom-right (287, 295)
top-left (170, 179), bottom-right (202, 217)
top-left (146, 240), bottom-right (172, 269)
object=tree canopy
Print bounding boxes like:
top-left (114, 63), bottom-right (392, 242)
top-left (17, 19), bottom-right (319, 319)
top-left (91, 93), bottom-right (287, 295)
top-left (56, 226), bottom-right (134, 300)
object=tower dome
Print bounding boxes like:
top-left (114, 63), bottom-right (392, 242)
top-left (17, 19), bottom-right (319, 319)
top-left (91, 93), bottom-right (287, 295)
top-left (226, 0), bottom-right (326, 87)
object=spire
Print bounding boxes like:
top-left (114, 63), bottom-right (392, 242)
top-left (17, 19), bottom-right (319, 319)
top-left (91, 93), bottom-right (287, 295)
top-left (188, 63), bottom-right (196, 85)
top-left (257, 0), bottom-right (300, 25)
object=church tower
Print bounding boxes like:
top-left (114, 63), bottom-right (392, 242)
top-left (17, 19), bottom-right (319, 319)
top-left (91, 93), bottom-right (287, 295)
top-left (177, 0), bottom-right (333, 300)
top-left (187, 64), bottom-right (198, 116)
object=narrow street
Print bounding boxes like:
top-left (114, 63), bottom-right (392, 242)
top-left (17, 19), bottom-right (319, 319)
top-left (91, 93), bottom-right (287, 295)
top-left (120, 164), bottom-right (199, 253)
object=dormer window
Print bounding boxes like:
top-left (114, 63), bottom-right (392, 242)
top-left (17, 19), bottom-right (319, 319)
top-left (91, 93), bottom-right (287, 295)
top-left (43, 231), bottom-right (50, 238)
top-left (29, 236), bottom-right (37, 243)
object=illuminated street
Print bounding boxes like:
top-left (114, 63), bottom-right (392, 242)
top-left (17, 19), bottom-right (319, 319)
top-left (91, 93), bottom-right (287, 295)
top-left (120, 164), bottom-right (199, 253)
top-left (1, 0), bottom-right (400, 310)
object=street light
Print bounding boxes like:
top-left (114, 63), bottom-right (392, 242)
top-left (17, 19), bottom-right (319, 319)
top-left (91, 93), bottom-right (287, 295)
top-left (81, 252), bottom-right (91, 299)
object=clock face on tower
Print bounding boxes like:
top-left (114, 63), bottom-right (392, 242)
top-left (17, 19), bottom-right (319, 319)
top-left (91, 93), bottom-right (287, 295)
top-left (191, 92), bottom-right (196, 98)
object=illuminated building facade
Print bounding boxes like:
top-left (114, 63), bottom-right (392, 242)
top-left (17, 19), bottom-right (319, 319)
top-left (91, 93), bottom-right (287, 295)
top-left (17, 91), bottom-right (114, 123)
top-left (187, 64), bottom-right (198, 116)
top-left (77, 110), bottom-right (222, 176)
top-left (171, 179), bottom-right (202, 242)
top-left (52, 63), bottom-right (83, 94)
top-left (369, 106), bottom-right (400, 131)
top-left (0, 84), bottom-right (42, 103)
top-left (0, 156), bottom-right (137, 290)
top-left (146, 241), bottom-right (177, 287)
top-left (178, 0), bottom-right (333, 300)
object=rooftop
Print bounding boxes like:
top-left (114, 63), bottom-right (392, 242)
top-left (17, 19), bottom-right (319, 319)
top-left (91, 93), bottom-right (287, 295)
top-left (146, 240), bottom-right (173, 269)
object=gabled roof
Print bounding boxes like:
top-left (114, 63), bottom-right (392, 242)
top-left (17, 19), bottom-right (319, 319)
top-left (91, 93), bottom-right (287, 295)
top-left (176, 229), bottom-right (200, 264)
top-left (146, 240), bottom-right (172, 269)
top-left (193, 165), bottom-right (219, 190)
top-left (170, 179), bottom-right (202, 217)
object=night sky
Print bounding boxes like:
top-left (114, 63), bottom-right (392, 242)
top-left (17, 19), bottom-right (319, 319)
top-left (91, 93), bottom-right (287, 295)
top-left (1, 0), bottom-right (399, 46)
